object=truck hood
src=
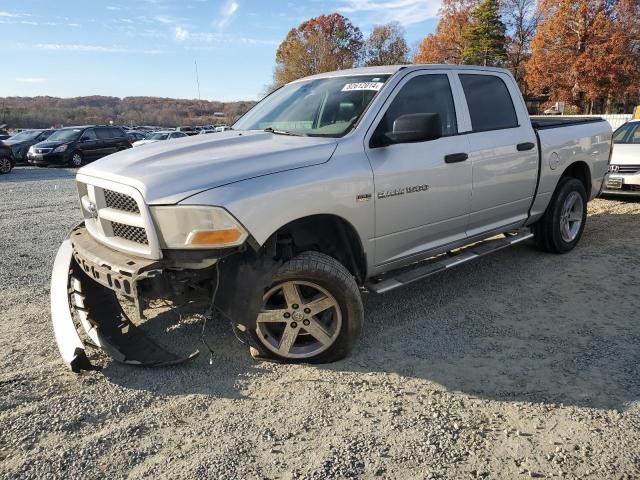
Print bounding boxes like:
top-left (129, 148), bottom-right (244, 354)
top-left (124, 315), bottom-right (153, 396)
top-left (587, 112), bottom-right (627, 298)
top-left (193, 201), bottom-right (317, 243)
top-left (611, 144), bottom-right (640, 165)
top-left (78, 131), bottom-right (338, 204)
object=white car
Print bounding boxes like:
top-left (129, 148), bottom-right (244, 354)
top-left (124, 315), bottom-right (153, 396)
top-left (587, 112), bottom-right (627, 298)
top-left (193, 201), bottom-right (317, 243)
top-left (602, 119), bottom-right (640, 195)
top-left (132, 131), bottom-right (187, 147)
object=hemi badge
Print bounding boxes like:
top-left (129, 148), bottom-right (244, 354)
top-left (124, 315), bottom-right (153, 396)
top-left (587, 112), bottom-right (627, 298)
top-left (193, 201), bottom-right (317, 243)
top-left (356, 193), bottom-right (372, 203)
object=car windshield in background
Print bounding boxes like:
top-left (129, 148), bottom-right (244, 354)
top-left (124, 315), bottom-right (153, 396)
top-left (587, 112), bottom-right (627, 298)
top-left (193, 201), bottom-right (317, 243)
top-left (10, 130), bottom-right (42, 141)
top-left (233, 74), bottom-right (392, 137)
top-left (47, 128), bottom-right (82, 142)
top-left (613, 122), bottom-right (640, 144)
top-left (150, 133), bottom-right (170, 140)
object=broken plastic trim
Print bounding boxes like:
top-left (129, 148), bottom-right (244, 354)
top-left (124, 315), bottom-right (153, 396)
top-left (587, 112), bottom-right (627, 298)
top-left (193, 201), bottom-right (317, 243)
top-left (50, 238), bottom-right (198, 372)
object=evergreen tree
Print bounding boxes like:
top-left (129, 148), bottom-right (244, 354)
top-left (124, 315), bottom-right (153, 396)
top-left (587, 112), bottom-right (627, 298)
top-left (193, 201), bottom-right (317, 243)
top-left (461, 0), bottom-right (507, 66)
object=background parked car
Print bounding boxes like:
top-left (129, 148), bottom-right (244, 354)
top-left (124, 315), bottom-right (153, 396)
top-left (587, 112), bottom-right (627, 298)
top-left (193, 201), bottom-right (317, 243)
top-left (0, 143), bottom-right (15, 174)
top-left (126, 130), bottom-right (148, 143)
top-left (175, 126), bottom-right (199, 136)
top-left (27, 125), bottom-right (131, 168)
top-left (602, 119), bottom-right (640, 195)
top-left (2, 129), bottom-right (55, 164)
top-left (132, 130), bottom-right (187, 147)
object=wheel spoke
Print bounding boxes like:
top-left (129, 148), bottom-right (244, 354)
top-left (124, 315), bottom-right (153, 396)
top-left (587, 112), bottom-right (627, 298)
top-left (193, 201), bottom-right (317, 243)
top-left (305, 295), bottom-right (335, 316)
top-left (257, 309), bottom-right (288, 323)
top-left (568, 211), bottom-right (582, 222)
top-left (278, 327), bottom-right (298, 355)
top-left (303, 317), bottom-right (333, 345)
top-left (282, 283), bottom-right (302, 307)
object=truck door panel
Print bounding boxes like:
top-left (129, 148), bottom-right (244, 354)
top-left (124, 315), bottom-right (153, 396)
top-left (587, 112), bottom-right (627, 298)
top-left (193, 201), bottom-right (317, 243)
top-left (365, 71), bottom-right (472, 267)
top-left (456, 74), bottom-right (538, 236)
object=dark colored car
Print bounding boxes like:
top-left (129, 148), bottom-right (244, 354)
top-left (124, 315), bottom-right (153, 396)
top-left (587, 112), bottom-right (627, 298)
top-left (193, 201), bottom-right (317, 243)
top-left (126, 130), bottom-right (148, 142)
top-left (0, 130), bottom-right (11, 141)
top-left (3, 129), bottom-right (55, 164)
top-left (0, 143), bottom-right (14, 174)
top-left (28, 125), bottom-right (132, 168)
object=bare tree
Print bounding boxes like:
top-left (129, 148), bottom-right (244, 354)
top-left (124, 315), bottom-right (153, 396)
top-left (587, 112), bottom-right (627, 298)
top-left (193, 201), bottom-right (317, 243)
top-left (364, 22), bottom-right (410, 66)
top-left (502, 0), bottom-right (539, 90)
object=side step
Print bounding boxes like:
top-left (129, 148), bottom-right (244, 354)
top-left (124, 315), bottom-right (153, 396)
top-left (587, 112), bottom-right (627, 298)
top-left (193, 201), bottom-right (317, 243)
top-left (366, 228), bottom-right (534, 294)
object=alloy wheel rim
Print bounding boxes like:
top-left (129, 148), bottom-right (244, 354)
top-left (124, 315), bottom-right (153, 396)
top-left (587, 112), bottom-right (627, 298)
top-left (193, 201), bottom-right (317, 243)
top-left (560, 191), bottom-right (584, 243)
top-left (72, 154), bottom-right (82, 166)
top-left (256, 280), bottom-right (342, 359)
top-left (0, 158), bottom-right (10, 173)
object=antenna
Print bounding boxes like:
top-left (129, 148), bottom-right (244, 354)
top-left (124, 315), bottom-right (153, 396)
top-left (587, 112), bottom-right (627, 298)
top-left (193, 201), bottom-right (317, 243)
top-left (195, 60), bottom-right (201, 100)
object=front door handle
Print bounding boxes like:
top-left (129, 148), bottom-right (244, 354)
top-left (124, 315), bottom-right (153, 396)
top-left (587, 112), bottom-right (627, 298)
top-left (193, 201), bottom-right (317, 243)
top-left (444, 153), bottom-right (469, 163)
top-left (517, 142), bottom-right (535, 151)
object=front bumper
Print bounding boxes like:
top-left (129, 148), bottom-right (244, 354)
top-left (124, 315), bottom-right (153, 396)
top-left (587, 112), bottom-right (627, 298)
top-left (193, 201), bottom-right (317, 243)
top-left (28, 151), bottom-right (69, 166)
top-left (50, 226), bottom-right (198, 372)
top-left (601, 173), bottom-right (640, 196)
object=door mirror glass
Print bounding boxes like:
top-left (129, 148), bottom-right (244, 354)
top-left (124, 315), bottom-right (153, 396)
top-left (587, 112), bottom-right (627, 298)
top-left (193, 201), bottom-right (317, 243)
top-left (386, 113), bottom-right (442, 144)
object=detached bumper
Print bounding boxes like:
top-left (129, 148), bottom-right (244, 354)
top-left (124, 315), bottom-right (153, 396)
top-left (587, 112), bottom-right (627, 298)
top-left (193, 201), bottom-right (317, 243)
top-left (50, 227), bottom-right (198, 372)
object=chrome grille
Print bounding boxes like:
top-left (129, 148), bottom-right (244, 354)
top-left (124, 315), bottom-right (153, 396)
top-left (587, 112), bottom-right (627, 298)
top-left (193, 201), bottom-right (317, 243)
top-left (104, 189), bottom-right (140, 213)
top-left (611, 164), bottom-right (640, 174)
top-left (76, 175), bottom-right (160, 259)
top-left (112, 222), bottom-right (148, 245)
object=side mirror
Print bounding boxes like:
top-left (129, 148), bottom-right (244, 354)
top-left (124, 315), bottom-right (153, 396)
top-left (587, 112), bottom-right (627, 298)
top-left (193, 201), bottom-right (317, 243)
top-left (385, 113), bottom-right (442, 145)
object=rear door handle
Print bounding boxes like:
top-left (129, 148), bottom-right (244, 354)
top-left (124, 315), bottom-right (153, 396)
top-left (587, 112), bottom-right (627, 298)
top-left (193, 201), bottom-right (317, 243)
top-left (517, 142), bottom-right (535, 151)
top-left (444, 153), bottom-right (469, 163)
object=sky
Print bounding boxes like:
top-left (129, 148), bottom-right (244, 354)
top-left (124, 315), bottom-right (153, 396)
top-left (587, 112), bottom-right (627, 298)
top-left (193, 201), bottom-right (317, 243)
top-left (1, 0), bottom-right (441, 101)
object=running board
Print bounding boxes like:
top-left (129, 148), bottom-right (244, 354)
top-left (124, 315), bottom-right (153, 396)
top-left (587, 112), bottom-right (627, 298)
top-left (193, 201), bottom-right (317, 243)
top-left (366, 229), bottom-right (534, 294)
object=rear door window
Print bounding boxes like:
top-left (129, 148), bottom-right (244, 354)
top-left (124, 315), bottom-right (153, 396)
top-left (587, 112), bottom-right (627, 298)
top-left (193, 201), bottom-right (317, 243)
top-left (95, 128), bottom-right (112, 140)
top-left (109, 128), bottom-right (125, 138)
top-left (459, 74), bottom-right (518, 131)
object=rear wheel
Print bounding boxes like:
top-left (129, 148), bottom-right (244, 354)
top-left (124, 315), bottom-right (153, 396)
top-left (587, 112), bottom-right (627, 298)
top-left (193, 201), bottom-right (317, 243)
top-left (0, 156), bottom-right (12, 174)
top-left (69, 152), bottom-right (83, 168)
top-left (250, 251), bottom-right (363, 363)
top-left (533, 177), bottom-right (587, 253)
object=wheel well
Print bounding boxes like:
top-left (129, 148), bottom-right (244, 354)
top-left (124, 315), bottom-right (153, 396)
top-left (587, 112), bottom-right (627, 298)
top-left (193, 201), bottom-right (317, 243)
top-left (560, 161), bottom-right (591, 198)
top-left (265, 215), bottom-right (367, 284)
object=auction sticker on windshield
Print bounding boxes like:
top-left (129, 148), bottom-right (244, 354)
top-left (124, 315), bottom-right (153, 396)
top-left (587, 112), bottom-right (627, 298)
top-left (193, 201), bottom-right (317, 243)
top-left (342, 82), bottom-right (384, 92)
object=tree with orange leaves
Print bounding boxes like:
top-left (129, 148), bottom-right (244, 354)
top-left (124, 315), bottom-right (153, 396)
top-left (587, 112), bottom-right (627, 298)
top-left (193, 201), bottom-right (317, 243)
top-left (273, 13), bottom-right (363, 88)
top-left (526, 0), bottom-right (640, 113)
top-left (413, 0), bottom-right (480, 64)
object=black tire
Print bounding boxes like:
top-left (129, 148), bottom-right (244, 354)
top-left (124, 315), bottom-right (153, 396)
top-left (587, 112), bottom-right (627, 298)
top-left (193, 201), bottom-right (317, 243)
top-left (248, 251), bottom-right (363, 363)
top-left (0, 156), bottom-right (12, 174)
top-left (533, 177), bottom-right (587, 253)
top-left (69, 151), bottom-right (83, 168)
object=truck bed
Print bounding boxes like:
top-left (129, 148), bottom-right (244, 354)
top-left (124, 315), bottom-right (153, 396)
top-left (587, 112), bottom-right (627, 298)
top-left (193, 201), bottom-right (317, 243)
top-left (530, 116), bottom-right (606, 130)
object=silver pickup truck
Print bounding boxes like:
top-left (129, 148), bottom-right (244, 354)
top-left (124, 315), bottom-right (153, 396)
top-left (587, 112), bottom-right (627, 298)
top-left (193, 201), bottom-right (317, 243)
top-left (51, 65), bottom-right (612, 371)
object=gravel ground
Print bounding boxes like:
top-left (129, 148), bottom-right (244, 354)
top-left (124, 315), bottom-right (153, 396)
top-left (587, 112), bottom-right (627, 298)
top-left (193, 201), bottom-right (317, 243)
top-left (1, 167), bottom-right (639, 479)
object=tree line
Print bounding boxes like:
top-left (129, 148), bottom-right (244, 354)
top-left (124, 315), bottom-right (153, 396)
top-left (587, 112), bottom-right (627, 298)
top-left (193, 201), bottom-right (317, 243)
top-left (272, 1), bottom-right (640, 114)
top-left (0, 96), bottom-right (256, 129)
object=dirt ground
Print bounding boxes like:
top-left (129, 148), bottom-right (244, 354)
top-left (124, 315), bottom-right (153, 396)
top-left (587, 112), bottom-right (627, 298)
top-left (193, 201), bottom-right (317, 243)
top-left (1, 167), bottom-right (639, 479)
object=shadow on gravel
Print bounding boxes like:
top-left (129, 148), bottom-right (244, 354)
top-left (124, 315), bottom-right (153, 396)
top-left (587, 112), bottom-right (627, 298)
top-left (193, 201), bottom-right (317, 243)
top-left (98, 305), bottom-right (271, 400)
top-left (98, 211), bottom-right (640, 410)
top-left (0, 166), bottom-right (76, 183)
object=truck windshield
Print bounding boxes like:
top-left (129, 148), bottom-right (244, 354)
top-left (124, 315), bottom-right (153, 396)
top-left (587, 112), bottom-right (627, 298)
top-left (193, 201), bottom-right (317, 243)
top-left (234, 74), bottom-right (391, 137)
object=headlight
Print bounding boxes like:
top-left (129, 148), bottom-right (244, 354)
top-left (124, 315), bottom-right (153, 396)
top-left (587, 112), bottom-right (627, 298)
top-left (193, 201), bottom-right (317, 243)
top-left (150, 206), bottom-right (248, 249)
top-left (28, 146), bottom-right (35, 153)
top-left (53, 144), bottom-right (68, 153)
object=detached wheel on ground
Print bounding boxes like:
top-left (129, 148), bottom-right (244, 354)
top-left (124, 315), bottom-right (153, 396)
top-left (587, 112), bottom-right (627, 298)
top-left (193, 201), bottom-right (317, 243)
top-left (69, 152), bottom-right (83, 168)
top-left (250, 251), bottom-right (363, 363)
top-left (533, 177), bottom-right (587, 253)
top-left (0, 156), bottom-right (12, 174)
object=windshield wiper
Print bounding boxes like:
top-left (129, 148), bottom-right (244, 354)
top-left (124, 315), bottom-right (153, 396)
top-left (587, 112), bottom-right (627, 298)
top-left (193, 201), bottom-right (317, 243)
top-left (263, 127), bottom-right (304, 137)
